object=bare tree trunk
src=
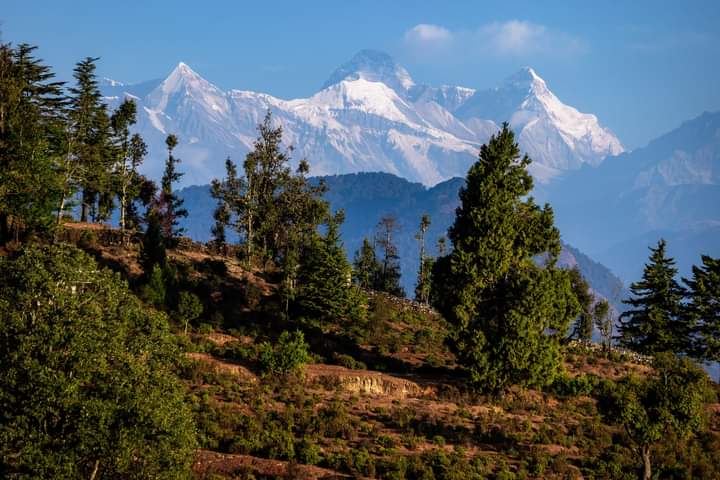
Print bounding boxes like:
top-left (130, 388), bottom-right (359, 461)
top-left (89, 459), bottom-right (100, 480)
top-left (641, 445), bottom-right (651, 480)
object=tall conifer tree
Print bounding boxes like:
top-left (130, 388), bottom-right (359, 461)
top-left (618, 239), bottom-right (688, 354)
top-left (684, 255), bottom-right (720, 361)
top-left (67, 57), bottom-right (111, 223)
top-left (156, 134), bottom-right (187, 246)
top-left (431, 123), bottom-right (579, 391)
top-left (0, 43), bottom-right (65, 242)
top-left (353, 238), bottom-right (381, 289)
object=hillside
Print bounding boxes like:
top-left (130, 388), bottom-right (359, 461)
top-left (40, 229), bottom-right (720, 480)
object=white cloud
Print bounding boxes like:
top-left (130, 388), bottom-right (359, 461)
top-left (404, 23), bottom-right (453, 45)
top-left (482, 20), bottom-right (547, 55)
top-left (403, 20), bottom-right (585, 59)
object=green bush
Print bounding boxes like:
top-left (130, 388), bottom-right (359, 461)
top-left (258, 330), bottom-right (310, 375)
top-left (296, 437), bottom-right (322, 465)
top-left (549, 373), bottom-right (599, 397)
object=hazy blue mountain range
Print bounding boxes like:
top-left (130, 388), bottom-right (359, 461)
top-left (544, 111), bottom-right (720, 282)
top-left (101, 50), bottom-right (622, 187)
top-left (178, 172), bottom-right (626, 308)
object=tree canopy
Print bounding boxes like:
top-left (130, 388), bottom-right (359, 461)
top-left (619, 239), bottom-right (689, 355)
top-left (0, 244), bottom-right (196, 478)
top-left (431, 123), bottom-right (579, 391)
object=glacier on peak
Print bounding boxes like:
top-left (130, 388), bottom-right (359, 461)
top-left (101, 52), bottom-right (624, 188)
top-left (322, 49), bottom-right (416, 94)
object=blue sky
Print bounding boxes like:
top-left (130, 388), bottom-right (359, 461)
top-left (3, 0), bottom-right (719, 148)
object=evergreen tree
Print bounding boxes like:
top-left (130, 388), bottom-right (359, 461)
top-left (374, 214), bottom-right (404, 297)
top-left (294, 211), bottom-right (365, 325)
top-left (140, 209), bottom-right (167, 276)
top-left (414, 214), bottom-right (432, 303)
top-left (210, 158), bottom-right (244, 253)
top-left (618, 239), bottom-right (688, 355)
top-left (569, 267), bottom-right (594, 341)
top-left (415, 257), bottom-right (435, 305)
top-left (276, 159), bottom-right (328, 311)
top-left (241, 111), bottom-right (293, 264)
top-left (684, 255), bottom-right (720, 362)
top-left (431, 124), bottom-right (579, 391)
top-left (353, 237), bottom-right (381, 289)
top-left (0, 43), bottom-right (65, 242)
top-left (67, 57), bottom-right (112, 223)
top-left (156, 134), bottom-right (188, 246)
top-left (593, 299), bottom-right (613, 352)
top-left (109, 98), bottom-right (145, 238)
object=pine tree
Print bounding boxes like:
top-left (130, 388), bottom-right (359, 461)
top-left (431, 123), bottom-right (579, 391)
top-left (618, 239), bottom-right (688, 355)
top-left (67, 57), bottom-right (112, 223)
top-left (294, 211), bottom-right (364, 325)
top-left (277, 160), bottom-right (329, 313)
top-left (593, 299), bottom-right (613, 352)
top-left (210, 158), bottom-right (244, 253)
top-left (0, 43), bottom-right (65, 242)
top-left (353, 237), bottom-right (381, 289)
top-left (414, 214), bottom-right (432, 303)
top-left (109, 98), bottom-right (144, 239)
top-left (241, 111), bottom-right (292, 265)
top-left (569, 267), bottom-right (594, 341)
top-left (684, 255), bottom-right (720, 362)
top-left (156, 134), bottom-right (187, 246)
top-left (375, 215), bottom-right (404, 297)
top-left (123, 134), bottom-right (148, 231)
top-left (140, 209), bottom-right (167, 276)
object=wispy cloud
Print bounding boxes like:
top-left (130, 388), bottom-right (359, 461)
top-left (403, 20), bottom-right (586, 60)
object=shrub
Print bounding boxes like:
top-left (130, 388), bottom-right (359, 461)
top-left (258, 330), bottom-right (309, 375)
top-left (296, 437), bottom-right (322, 465)
top-left (549, 373), bottom-right (599, 397)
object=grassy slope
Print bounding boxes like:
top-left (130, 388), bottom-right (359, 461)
top-left (79, 234), bottom-right (720, 480)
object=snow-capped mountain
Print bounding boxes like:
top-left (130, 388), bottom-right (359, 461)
top-left (453, 67), bottom-right (624, 181)
top-left (101, 50), bottom-right (623, 187)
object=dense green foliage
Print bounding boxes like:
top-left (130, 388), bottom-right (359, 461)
top-left (684, 254), bottom-right (720, 361)
top-left (414, 213), bottom-right (433, 304)
top-left (0, 43), bottom-right (66, 241)
top-left (569, 266), bottom-right (594, 340)
top-left (0, 245), bottom-right (196, 478)
top-left (258, 330), bottom-right (310, 375)
top-left (619, 239), bottom-right (689, 354)
top-left (432, 124), bottom-right (580, 391)
top-left (0, 43), bottom-right (152, 246)
top-left (293, 211), bottom-right (365, 325)
top-left (353, 237), bottom-right (381, 289)
top-left (598, 353), bottom-right (714, 480)
top-left (593, 298), bottom-right (613, 350)
top-left (154, 133), bottom-right (188, 246)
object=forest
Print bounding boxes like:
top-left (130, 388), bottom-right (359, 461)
top-left (1, 42), bottom-right (720, 480)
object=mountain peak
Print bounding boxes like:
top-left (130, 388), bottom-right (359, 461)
top-left (169, 61), bottom-right (202, 79)
top-left (321, 49), bottom-right (415, 93)
top-left (503, 66), bottom-right (547, 91)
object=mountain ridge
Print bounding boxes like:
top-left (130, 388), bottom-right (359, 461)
top-left (101, 50), bottom-right (623, 187)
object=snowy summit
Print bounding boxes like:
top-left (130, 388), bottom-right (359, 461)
top-left (101, 51), bottom-right (624, 187)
